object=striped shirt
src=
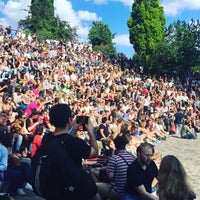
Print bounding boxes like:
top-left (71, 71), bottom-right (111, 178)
top-left (108, 152), bottom-right (136, 193)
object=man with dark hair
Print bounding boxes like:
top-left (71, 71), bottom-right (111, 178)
top-left (96, 136), bottom-right (135, 200)
top-left (49, 103), bottom-right (72, 128)
top-left (124, 142), bottom-right (159, 200)
top-left (35, 103), bottom-right (98, 200)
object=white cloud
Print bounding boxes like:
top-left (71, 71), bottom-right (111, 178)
top-left (93, 0), bottom-right (108, 4)
top-left (0, 0), bottom-right (101, 41)
top-left (161, 0), bottom-right (200, 16)
top-left (0, 1), bottom-right (4, 9)
top-left (77, 10), bottom-right (101, 21)
top-left (91, 0), bottom-right (200, 14)
top-left (54, 0), bottom-right (101, 41)
top-left (0, 0), bottom-right (31, 28)
top-left (113, 34), bottom-right (131, 46)
top-left (87, 0), bottom-right (132, 7)
top-left (112, 0), bottom-right (132, 7)
top-left (88, 0), bottom-right (200, 16)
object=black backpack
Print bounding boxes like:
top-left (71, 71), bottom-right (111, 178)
top-left (31, 135), bottom-right (66, 199)
top-left (31, 133), bottom-right (97, 200)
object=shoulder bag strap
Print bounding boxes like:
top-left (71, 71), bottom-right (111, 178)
top-left (117, 154), bottom-right (130, 166)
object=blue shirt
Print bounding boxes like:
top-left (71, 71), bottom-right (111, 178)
top-left (174, 112), bottom-right (187, 124)
top-left (0, 143), bottom-right (8, 172)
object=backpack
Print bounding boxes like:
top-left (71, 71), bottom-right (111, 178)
top-left (32, 153), bottom-right (50, 197)
top-left (31, 135), bottom-right (65, 199)
top-left (31, 133), bottom-right (98, 200)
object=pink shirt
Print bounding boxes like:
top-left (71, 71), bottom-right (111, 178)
top-left (26, 101), bottom-right (39, 117)
top-left (32, 88), bottom-right (39, 96)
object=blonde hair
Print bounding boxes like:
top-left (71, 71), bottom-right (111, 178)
top-left (158, 155), bottom-right (196, 200)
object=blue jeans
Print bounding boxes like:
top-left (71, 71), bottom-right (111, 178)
top-left (175, 124), bottom-right (183, 135)
top-left (183, 132), bottom-right (196, 139)
top-left (123, 194), bottom-right (143, 200)
top-left (14, 135), bottom-right (23, 152)
top-left (5, 162), bottom-right (31, 195)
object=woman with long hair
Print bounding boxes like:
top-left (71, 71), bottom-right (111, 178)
top-left (158, 155), bottom-right (196, 200)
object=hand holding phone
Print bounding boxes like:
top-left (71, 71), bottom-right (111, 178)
top-left (76, 116), bottom-right (89, 131)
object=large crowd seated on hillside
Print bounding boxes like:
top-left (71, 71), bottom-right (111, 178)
top-left (0, 24), bottom-right (200, 159)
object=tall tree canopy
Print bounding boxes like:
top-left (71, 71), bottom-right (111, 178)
top-left (88, 21), bottom-right (116, 58)
top-left (31, 0), bottom-right (54, 21)
top-left (19, 0), bottom-right (77, 42)
top-left (127, 0), bottom-right (166, 60)
top-left (149, 20), bottom-right (200, 74)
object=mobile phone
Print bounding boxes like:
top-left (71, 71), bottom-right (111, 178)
top-left (76, 116), bottom-right (89, 131)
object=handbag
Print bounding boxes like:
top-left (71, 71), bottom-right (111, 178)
top-left (170, 123), bottom-right (176, 134)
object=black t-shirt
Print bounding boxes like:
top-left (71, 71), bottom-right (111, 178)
top-left (125, 159), bottom-right (158, 195)
top-left (42, 133), bottom-right (91, 167)
top-left (100, 123), bottom-right (110, 137)
top-left (0, 125), bottom-right (13, 148)
top-left (33, 133), bottom-right (96, 200)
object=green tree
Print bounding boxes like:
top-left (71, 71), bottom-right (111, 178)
top-left (88, 21), bottom-right (116, 58)
top-left (19, 0), bottom-right (77, 42)
top-left (31, 0), bottom-right (54, 21)
top-left (150, 20), bottom-right (200, 75)
top-left (127, 0), bottom-right (166, 62)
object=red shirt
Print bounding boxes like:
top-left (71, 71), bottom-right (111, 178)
top-left (141, 89), bottom-right (148, 95)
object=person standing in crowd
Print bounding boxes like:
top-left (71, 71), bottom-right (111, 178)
top-left (33, 103), bottom-right (98, 200)
top-left (124, 142), bottom-right (159, 200)
top-left (158, 155), bottom-right (196, 200)
top-left (174, 107), bottom-right (187, 134)
top-left (96, 135), bottom-right (136, 200)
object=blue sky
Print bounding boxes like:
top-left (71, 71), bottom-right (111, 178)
top-left (0, 0), bottom-right (200, 58)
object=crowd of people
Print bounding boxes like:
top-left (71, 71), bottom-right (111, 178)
top-left (0, 23), bottom-right (199, 199)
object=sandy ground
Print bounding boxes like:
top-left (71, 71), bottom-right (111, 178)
top-left (13, 133), bottom-right (200, 200)
top-left (155, 133), bottom-right (200, 199)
